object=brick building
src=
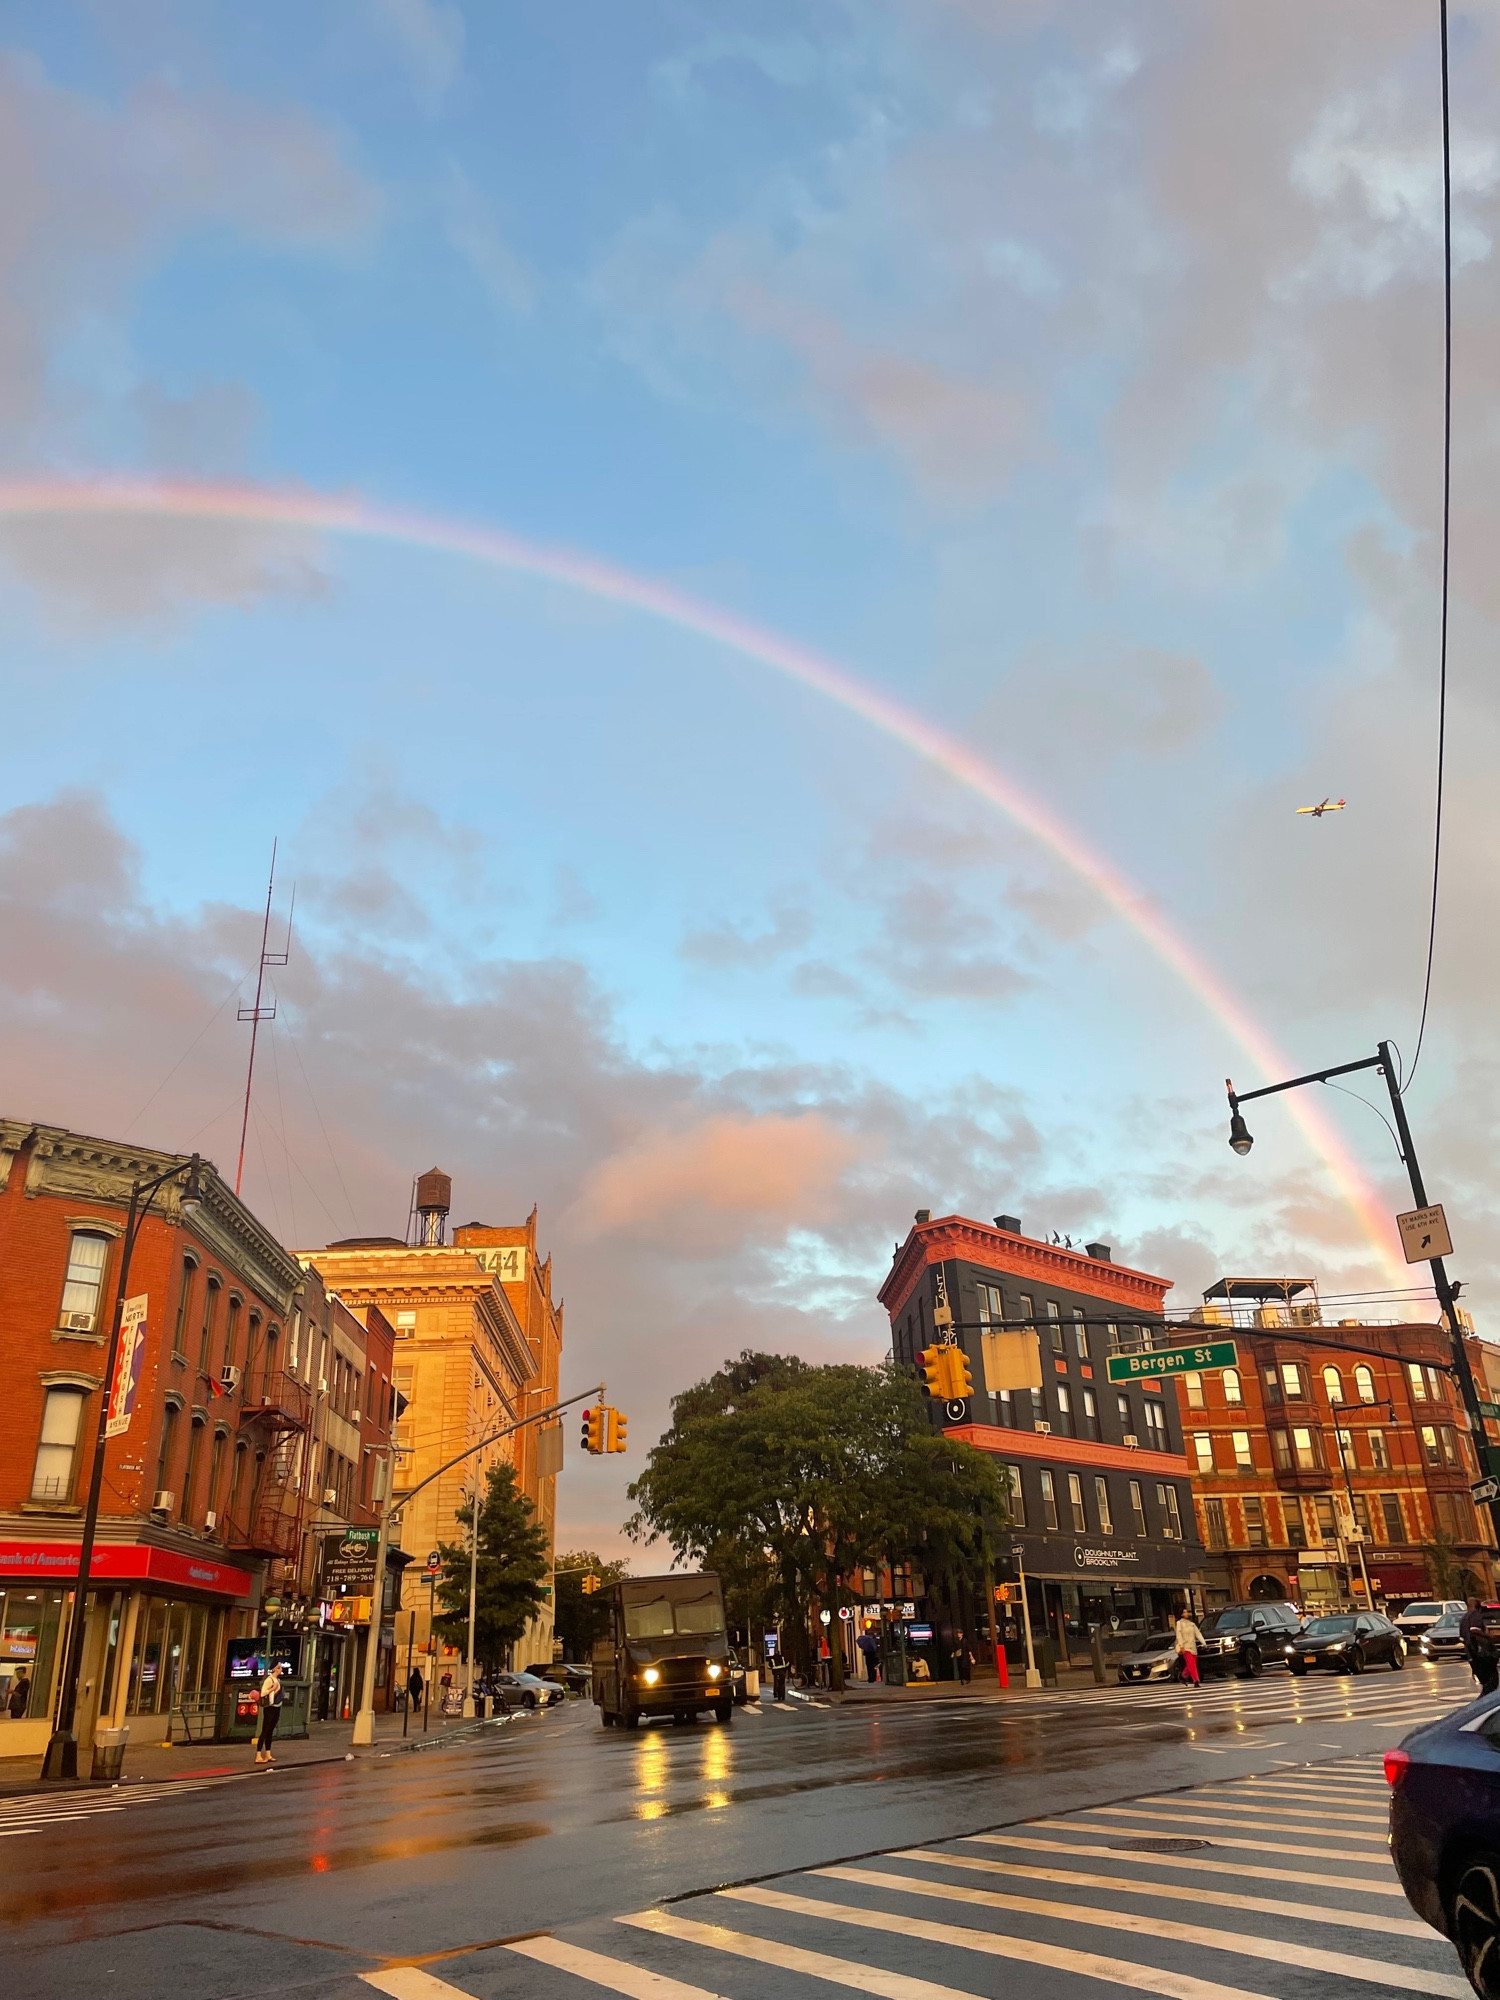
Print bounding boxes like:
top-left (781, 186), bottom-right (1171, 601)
top-left (880, 1212), bottom-right (1210, 1671)
top-left (1173, 1278), bottom-right (1498, 1611)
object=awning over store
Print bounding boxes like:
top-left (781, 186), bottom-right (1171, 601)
top-left (0, 1540), bottom-right (253, 1600)
top-left (1359, 1562), bottom-right (1435, 1596)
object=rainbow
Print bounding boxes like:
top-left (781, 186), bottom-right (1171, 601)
top-left (0, 472), bottom-right (1406, 1285)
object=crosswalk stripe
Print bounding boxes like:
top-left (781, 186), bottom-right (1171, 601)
top-left (812, 1864), bottom-right (1466, 1996)
top-left (361, 1969), bottom-right (476, 2000)
top-left (719, 1884), bottom-right (1276, 2000)
top-left (1137, 1795), bottom-right (1386, 1824)
top-left (970, 1831), bottom-right (1407, 1895)
top-left (1032, 1817), bottom-right (1390, 1865)
top-left (622, 1907), bottom-right (996, 2000)
top-left (892, 1847), bottom-right (1433, 1938)
top-left (1079, 1805), bottom-right (1388, 1844)
top-left (509, 1936), bottom-right (730, 2000)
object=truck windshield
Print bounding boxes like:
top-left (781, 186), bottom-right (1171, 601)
top-left (623, 1588), bottom-right (723, 1640)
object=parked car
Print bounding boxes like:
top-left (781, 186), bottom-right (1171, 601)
top-left (1388, 1685), bottom-right (1500, 1996)
top-left (1420, 1612), bottom-right (1468, 1662)
top-left (542, 1664), bottom-right (592, 1692)
top-left (1286, 1611), bottom-right (1405, 1674)
top-left (1195, 1601), bottom-right (1303, 1678)
top-left (494, 1670), bottom-right (566, 1709)
top-left (1396, 1599), bottom-right (1467, 1642)
top-left (1116, 1632), bottom-right (1182, 1685)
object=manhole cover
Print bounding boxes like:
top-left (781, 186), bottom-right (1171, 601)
top-left (1110, 1838), bottom-right (1213, 1853)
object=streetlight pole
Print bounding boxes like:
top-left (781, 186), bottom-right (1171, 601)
top-left (1014, 1546), bottom-right (1041, 1689)
top-left (1332, 1421), bottom-right (1376, 1610)
top-left (1225, 1040), bottom-right (1500, 1547)
top-left (43, 1155), bottom-right (204, 1782)
top-left (462, 1470), bottom-right (480, 1718)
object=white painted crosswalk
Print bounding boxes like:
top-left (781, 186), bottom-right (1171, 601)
top-left (0, 1772), bottom-right (245, 1837)
top-left (357, 1754), bottom-right (1466, 2000)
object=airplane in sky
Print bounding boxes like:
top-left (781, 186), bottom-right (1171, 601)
top-left (1296, 798), bottom-right (1346, 818)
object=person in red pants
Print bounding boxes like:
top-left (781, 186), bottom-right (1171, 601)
top-left (1174, 1607), bottom-right (1206, 1687)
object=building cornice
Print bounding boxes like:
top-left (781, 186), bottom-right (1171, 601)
top-left (946, 1421), bottom-right (1192, 1478)
top-left (879, 1215), bottom-right (1170, 1322)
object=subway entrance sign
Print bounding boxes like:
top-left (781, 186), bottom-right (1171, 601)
top-left (1106, 1339), bottom-right (1239, 1384)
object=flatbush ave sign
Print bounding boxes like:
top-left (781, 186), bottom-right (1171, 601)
top-left (1105, 1338), bottom-right (1239, 1385)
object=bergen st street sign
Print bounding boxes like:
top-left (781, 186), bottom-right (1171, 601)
top-left (1106, 1338), bottom-right (1239, 1385)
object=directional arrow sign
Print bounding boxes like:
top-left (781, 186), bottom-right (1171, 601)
top-left (1106, 1338), bottom-right (1239, 1384)
top-left (1472, 1478), bottom-right (1500, 1507)
top-left (1397, 1204), bottom-right (1453, 1264)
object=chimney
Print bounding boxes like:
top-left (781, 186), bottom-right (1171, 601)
top-left (993, 1215), bottom-right (1021, 1235)
top-left (914, 1209), bottom-right (931, 1225)
top-left (414, 1167), bottom-right (452, 1247)
top-left (1085, 1241), bottom-right (1112, 1262)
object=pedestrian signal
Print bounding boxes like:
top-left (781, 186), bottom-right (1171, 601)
top-left (581, 1407), bottom-right (606, 1454)
top-left (605, 1407), bottom-right (627, 1453)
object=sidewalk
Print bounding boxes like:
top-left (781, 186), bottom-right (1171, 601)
top-left (0, 1701), bottom-right (550, 1797)
top-left (822, 1662), bottom-right (1112, 1703)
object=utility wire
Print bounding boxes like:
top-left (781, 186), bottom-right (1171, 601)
top-left (1408, 0), bottom-right (1453, 1091)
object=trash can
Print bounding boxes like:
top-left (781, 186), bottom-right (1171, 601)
top-left (474, 1694), bottom-right (488, 1719)
top-left (772, 1662), bottom-right (789, 1701)
top-left (91, 1726), bottom-right (129, 1782)
top-left (1037, 1636), bottom-right (1058, 1688)
top-left (743, 1669), bottom-right (760, 1701)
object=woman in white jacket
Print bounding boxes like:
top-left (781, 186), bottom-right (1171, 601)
top-left (1174, 1609), bottom-right (1206, 1687)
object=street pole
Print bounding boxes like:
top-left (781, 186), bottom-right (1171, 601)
top-left (43, 1155), bottom-right (202, 1782)
top-left (463, 1471), bottom-right (480, 1718)
top-left (1332, 1422), bottom-right (1375, 1610)
top-left (1015, 1548), bottom-right (1041, 1689)
top-left (425, 1573), bottom-right (435, 1732)
top-left (402, 1609), bottom-right (414, 1739)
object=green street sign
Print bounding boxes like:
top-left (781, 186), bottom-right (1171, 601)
top-left (1479, 1401), bottom-right (1500, 1421)
top-left (1106, 1338), bottom-right (1239, 1384)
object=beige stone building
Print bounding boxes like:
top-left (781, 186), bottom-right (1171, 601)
top-left (302, 1180), bottom-right (563, 1671)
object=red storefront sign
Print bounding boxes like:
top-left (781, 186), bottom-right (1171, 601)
top-left (0, 1541), bottom-right (253, 1600)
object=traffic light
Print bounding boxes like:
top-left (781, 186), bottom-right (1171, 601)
top-left (917, 1348), bottom-right (947, 1399)
top-left (946, 1346), bottom-right (974, 1399)
top-left (581, 1406), bottom-right (606, 1454)
top-left (581, 1573), bottom-right (601, 1595)
top-left (605, 1406), bottom-right (627, 1454)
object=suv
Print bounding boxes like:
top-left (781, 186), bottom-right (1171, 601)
top-left (1394, 1599), bottom-right (1466, 1642)
top-left (1196, 1602), bottom-right (1302, 1678)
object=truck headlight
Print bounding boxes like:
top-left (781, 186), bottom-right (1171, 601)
top-left (642, 1667), bottom-right (660, 1685)
top-left (707, 1664), bottom-right (722, 1679)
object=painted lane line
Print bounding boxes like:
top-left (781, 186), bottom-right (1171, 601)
top-left (813, 1865), bottom-right (1466, 1997)
top-left (1080, 1805), bottom-right (1387, 1844)
top-left (893, 1848), bottom-right (1436, 1940)
top-left (509, 1937), bottom-right (732, 2000)
top-left (1030, 1819), bottom-right (1392, 1868)
top-left (361, 1969), bottom-right (477, 2000)
top-left (719, 1884), bottom-right (1275, 2000)
top-left (622, 1907), bottom-right (998, 2000)
top-left (970, 1831), bottom-right (1408, 1896)
top-left (1143, 1796), bottom-right (1387, 1825)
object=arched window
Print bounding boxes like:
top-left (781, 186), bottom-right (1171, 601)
top-left (206, 1427), bottom-right (227, 1523)
top-left (172, 1256), bottom-right (198, 1356)
top-left (1355, 1365), bottom-right (1376, 1404)
top-left (1222, 1368), bottom-right (1243, 1406)
top-left (59, 1231), bottom-right (110, 1332)
top-left (182, 1414), bottom-right (206, 1521)
top-left (262, 1326), bottom-right (280, 1401)
top-left (154, 1402), bottom-right (181, 1508)
top-left (197, 1275), bottom-right (221, 1372)
top-left (1323, 1366), bottom-right (1344, 1404)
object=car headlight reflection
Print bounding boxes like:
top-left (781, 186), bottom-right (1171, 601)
top-left (707, 1664), bottom-right (722, 1679)
top-left (642, 1667), bottom-right (660, 1685)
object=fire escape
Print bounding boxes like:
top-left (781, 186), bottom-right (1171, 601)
top-left (226, 1351), bottom-right (313, 1577)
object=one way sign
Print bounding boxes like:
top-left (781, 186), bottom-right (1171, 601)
top-left (1398, 1204), bottom-right (1454, 1264)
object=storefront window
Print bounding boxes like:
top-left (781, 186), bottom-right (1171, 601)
top-left (1, 1589), bottom-right (68, 1720)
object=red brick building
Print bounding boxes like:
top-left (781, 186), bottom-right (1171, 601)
top-left (1173, 1278), bottom-right (1498, 1611)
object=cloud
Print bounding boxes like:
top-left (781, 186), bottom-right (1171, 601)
top-left (372, 0), bottom-right (466, 107)
top-left (441, 160), bottom-right (536, 317)
top-left (681, 903), bottom-right (813, 970)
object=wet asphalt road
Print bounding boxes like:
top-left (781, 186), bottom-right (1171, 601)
top-left (2, 1661), bottom-right (1474, 2000)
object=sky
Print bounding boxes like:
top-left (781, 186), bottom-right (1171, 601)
top-left (4, 1), bottom-right (1500, 1560)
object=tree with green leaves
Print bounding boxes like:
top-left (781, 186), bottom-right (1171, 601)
top-left (625, 1350), bottom-right (1009, 1687)
top-left (432, 1461), bottom-right (551, 1673)
top-left (1427, 1530), bottom-right (1482, 1602)
top-left (553, 1549), bottom-right (631, 1661)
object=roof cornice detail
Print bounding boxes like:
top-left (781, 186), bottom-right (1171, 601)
top-left (879, 1215), bottom-right (1170, 1321)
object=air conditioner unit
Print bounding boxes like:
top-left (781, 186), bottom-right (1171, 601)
top-left (1290, 1304), bottom-right (1322, 1328)
top-left (1123, 1434), bottom-right (1140, 1448)
top-left (319, 1378), bottom-right (329, 1396)
top-left (323, 1487), bottom-right (338, 1505)
top-left (66, 1311), bottom-right (95, 1332)
top-left (220, 1365), bottom-right (241, 1390)
top-left (1034, 1420), bottom-right (1052, 1435)
top-left (152, 1490), bottom-right (174, 1514)
top-left (204, 1510), bottom-right (217, 1530)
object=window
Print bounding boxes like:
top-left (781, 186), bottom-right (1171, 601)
top-left (1143, 1400), bottom-right (1168, 1450)
top-left (1081, 1388), bottom-right (1100, 1441)
top-left (1158, 1484), bottom-right (1183, 1539)
top-left (976, 1283), bottom-right (1003, 1324)
top-left (1351, 1494), bottom-right (1372, 1540)
top-left (1263, 1367), bottom-right (1283, 1408)
top-left (182, 1415), bottom-right (205, 1521)
top-left (59, 1231), bottom-right (109, 1331)
top-left (1335, 1427), bottom-right (1356, 1469)
top-left (1116, 1393), bottom-right (1132, 1433)
top-left (1380, 1493), bottom-right (1405, 1543)
top-left (1046, 1302), bottom-right (1064, 1353)
top-left (1055, 1384), bottom-right (1074, 1436)
top-left (1434, 1491), bottom-right (1479, 1542)
top-left (30, 1386), bottom-right (88, 1502)
top-left (1421, 1425), bottom-right (1441, 1467)
top-left (262, 1327), bottom-right (280, 1401)
top-left (206, 1428), bottom-right (226, 1520)
top-left (1368, 1428), bottom-right (1390, 1470)
top-left (1071, 1309), bottom-right (1089, 1359)
top-left (1291, 1426), bottom-right (1320, 1471)
top-left (1243, 1496), bottom-right (1266, 1549)
top-left (1271, 1428), bottom-right (1291, 1472)
top-left (1314, 1494), bottom-right (1338, 1541)
top-left (172, 1258), bottom-right (197, 1357)
top-left (228, 1439), bottom-right (248, 1527)
top-left (1183, 1371), bottom-right (1205, 1409)
top-left (1039, 1469), bottom-right (1059, 1531)
top-left (1281, 1497), bottom-right (1307, 1548)
top-left (1192, 1432), bottom-right (1215, 1473)
top-left (1232, 1431), bottom-right (1253, 1470)
top-left (1222, 1367), bottom-right (1244, 1407)
top-left (223, 1297), bottom-right (243, 1373)
top-left (155, 1403), bottom-right (179, 1503)
top-left (1067, 1473), bottom-right (1087, 1533)
top-left (1105, 1322), bottom-right (1121, 1355)
top-left (1355, 1365), bottom-right (1376, 1404)
top-left (1281, 1362), bottom-right (1307, 1400)
top-left (1323, 1366), bottom-right (1344, 1404)
top-left (1202, 1496), bottom-right (1227, 1549)
top-left (1004, 1465), bottom-right (1026, 1529)
top-left (1408, 1362), bottom-right (1429, 1403)
top-left (1440, 1426), bottom-right (1460, 1468)
top-left (1129, 1479), bottom-right (1148, 1536)
top-left (198, 1277), bottom-right (220, 1373)
top-left (1017, 1294), bottom-right (1034, 1334)
top-left (1095, 1476), bottom-right (1113, 1535)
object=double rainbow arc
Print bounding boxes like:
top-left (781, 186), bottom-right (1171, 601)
top-left (0, 473), bottom-right (1406, 1285)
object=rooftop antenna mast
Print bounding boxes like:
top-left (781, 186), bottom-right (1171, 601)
top-left (235, 840), bottom-right (294, 1198)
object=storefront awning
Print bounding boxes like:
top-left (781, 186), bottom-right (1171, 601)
top-left (0, 1540), bottom-right (253, 1600)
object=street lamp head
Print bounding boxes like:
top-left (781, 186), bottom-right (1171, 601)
top-left (179, 1155), bottom-right (205, 1215)
top-left (1228, 1110), bottom-right (1254, 1157)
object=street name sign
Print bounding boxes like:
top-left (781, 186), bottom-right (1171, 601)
top-left (1479, 1401), bottom-right (1500, 1422)
top-left (1398, 1204), bottom-right (1453, 1263)
top-left (1106, 1338), bottom-right (1239, 1384)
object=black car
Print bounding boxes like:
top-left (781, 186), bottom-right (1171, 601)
top-left (1286, 1610), bottom-right (1405, 1674)
top-left (1390, 1686), bottom-right (1500, 1996)
top-left (1194, 1601), bottom-right (1303, 1678)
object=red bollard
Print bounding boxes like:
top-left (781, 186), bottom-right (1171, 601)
top-left (996, 1645), bottom-right (1009, 1690)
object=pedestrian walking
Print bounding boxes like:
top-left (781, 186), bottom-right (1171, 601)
top-left (7, 1670), bottom-right (31, 1719)
top-left (953, 1631), bottom-right (973, 1684)
top-left (254, 1661), bottom-right (287, 1765)
top-left (857, 1629), bottom-right (879, 1682)
top-left (1460, 1597), bottom-right (1499, 1696)
top-left (1173, 1607), bottom-right (1206, 1688)
top-left (407, 1665), bottom-right (425, 1713)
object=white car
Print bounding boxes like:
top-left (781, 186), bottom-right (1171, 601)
top-left (1393, 1599), bottom-right (1465, 1641)
top-left (495, 1670), bottom-right (566, 1709)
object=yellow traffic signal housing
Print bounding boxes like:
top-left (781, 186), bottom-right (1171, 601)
top-left (945, 1345), bottom-right (974, 1400)
top-left (581, 1407), bottom-right (606, 1454)
top-left (605, 1407), bottom-right (627, 1453)
top-left (580, 1573), bottom-right (601, 1595)
top-left (917, 1349), bottom-right (947, 1398)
